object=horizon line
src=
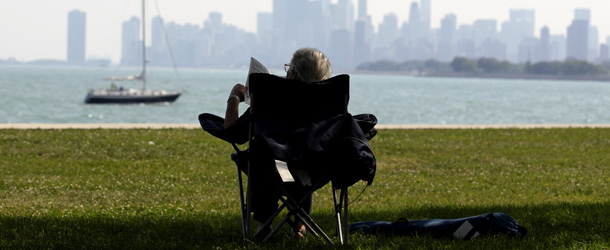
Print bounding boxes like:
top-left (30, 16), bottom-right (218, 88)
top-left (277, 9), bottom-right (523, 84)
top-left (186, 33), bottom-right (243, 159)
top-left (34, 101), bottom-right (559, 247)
top-left (2, 123), bottom-right (610, 130)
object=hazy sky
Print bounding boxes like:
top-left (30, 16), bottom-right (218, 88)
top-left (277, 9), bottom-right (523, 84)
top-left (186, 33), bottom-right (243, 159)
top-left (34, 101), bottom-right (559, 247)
top-left (1, 0), bottom-right (610, 63)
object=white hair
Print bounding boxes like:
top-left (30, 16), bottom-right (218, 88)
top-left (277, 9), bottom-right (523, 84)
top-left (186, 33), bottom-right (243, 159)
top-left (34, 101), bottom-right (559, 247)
top-left (289, 48), bottom-right (332, 82)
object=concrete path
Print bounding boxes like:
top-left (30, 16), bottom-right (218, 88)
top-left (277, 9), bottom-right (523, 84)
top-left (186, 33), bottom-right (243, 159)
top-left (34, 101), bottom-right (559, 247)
top-left (2, 123), bottom-right (610, 129)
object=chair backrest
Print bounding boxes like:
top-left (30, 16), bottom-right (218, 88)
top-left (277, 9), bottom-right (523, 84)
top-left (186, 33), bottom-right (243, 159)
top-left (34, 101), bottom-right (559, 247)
top-left (247, 73), bottom-right (375, 188)
top-left (248, 73), bottom-right (349, 121)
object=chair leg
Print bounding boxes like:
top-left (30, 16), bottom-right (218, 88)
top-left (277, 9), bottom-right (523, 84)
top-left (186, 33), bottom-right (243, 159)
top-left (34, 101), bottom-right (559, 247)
top-left (333, 187), bottom-right (344, 244)
top-left (279, 196), bottom-right (334, 244)
top-left (296, 211), bottom-right (334, 243)
top-left (258, 201), bottom-right (334, 244)
top-left (263, 213), bottom-right (290, 243)
top-left (244, 162), bottom-right (253, 240)
top-left (237, 165), bottom-right (248, 241)
top-left (253, 203), bottom-right (285, 240)
top-left (333, 187), bottom-right (349, 245)
top-left (342, 188), bottom-right (349, 244)
top-left (232, 144), bottom-right (251, 241)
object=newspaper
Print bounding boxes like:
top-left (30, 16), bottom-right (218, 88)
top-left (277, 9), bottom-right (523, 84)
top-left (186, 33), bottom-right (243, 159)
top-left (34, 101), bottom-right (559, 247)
top-left (244, 57), bottom-right (270, 105)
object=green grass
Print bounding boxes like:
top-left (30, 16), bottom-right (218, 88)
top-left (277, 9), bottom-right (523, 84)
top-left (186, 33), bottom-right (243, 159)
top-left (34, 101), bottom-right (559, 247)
top-left (1, 128), bottom-right (609, 249)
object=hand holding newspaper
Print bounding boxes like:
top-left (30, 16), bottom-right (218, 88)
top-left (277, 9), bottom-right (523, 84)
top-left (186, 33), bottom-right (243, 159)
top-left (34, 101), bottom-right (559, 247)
top-left (244, 57), bottom-right (271, 105)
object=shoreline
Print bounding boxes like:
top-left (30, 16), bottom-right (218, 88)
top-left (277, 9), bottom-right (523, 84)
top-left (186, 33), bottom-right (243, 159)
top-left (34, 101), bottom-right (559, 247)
top-left (424, 72), bottom-right (610, 82)
top-left (2, 123), bottom-right (610, 130)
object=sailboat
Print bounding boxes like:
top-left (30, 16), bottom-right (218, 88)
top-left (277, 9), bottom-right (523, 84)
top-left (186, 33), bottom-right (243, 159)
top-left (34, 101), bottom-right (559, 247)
top-left (85, 0), bottom-right (181, 104)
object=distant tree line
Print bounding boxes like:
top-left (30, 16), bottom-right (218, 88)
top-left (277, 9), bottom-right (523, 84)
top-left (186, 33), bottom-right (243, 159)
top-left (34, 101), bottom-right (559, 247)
top-left (356, 59), bottom-right (452, 74)
top-left (357, 57), bottom-right (610, 76)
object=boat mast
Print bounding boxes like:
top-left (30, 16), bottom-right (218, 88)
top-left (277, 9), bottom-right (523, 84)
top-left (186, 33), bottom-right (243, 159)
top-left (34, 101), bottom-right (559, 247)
top-left (142, 0), bottom-right (146, 90)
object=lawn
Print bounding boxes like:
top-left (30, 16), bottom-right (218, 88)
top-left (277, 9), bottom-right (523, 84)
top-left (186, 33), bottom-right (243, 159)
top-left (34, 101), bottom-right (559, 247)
top-left (1, 128), bottom-right (609, 249)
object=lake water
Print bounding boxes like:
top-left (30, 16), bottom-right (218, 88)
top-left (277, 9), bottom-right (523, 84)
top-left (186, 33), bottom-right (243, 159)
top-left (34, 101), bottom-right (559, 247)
top-left (1, 65), bottom-right (610, 125)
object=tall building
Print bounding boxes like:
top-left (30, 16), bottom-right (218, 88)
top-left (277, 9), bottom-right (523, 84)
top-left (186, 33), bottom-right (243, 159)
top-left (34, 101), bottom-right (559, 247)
top-left (354, 20), bottom-right (371, 66)
top-left (572, 8), bottom-right (596, 62)
top-left (208, 12), bottom-right (223, 31)
top-left (473, 19), bottom-right (497, 48)
top-left (574, 9), bottom-right (590, 22)
top-left (336, 0), bottom-right (354, 32)
top-left (121, 17), bottom-right (141, 66)
top-left (539, 26), bottom-right (551, 62)
top-left (457, 24), bottom-right (474, 42)
top-left (456, 24), bottom-right (475, 58)
top-left (150, 16), bottom-right (170, 66)
top-left (406, 2), bottom-right (420, 43)
top-left (272, 0), bottom-right (289, 40)
top-left (518, 37), bottom-right (539, 62)
top-left (355, 0), bottom-right (375, 59)
top-left (589, 26), bottom-right (598, 62)
top-left (67, 10), bottom-right (86, 64)
top-left (172, 23), bottom-right (199, 67)
top-left (257, 12), bottom-right (273, 45)
top-left (480, 39), bottom-right (505, 60)
top-left (599, 44), bottom-right (609, 62)
top-left (306, 1), bottom-right (328, 51)
top-left (510, 9), bottom-right (535, 36)
top-left (420, 0), bottom-right (431, 38)
top-left (550, 35), bottom-right (566, 61)
top-left (377, 13), bottom-right (398, 48)
top-left (329, 29), bottom-right (352, 69)
top-left (151, 16), bottom-right (165, 51)
top-left (437, 14), bottom-right (456, 62)
top-left (566, 20), bottom-right (589, 61)
top-left (357, 0), bottom-right (367, 20)
top-left (500, 9), bottom-right (535, 62)
top-left (356, 0), bottom-right (373, 43)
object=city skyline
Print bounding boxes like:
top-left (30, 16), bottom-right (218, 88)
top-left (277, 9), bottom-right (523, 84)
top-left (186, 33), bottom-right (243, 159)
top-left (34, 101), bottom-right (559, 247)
top-left (2, 0), bottom-right (610, 63)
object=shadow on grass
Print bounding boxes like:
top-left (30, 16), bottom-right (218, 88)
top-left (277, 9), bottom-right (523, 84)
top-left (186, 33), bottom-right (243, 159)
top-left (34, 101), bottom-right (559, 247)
top-left (1, 202), bottom-right (609, 249)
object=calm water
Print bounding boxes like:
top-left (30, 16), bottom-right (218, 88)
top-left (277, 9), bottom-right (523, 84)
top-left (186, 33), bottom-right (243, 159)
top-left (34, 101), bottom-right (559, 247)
top-left (1, 65), bottom-right (609, 125)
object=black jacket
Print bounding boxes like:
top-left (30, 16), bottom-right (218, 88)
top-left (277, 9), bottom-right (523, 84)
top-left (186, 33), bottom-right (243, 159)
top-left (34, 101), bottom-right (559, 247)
top-left (198, 110), bottom-right (377, 188)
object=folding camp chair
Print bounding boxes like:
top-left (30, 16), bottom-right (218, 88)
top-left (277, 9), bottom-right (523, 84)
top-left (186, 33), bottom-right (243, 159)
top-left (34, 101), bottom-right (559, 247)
top-left (198, 73), bottom-right (377, 245)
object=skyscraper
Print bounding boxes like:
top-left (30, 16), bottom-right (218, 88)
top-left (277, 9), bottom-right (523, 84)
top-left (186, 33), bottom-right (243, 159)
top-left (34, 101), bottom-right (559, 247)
top-left (500, 9), bottom-right (535, 62)
top-left (438, 14), bottom-right (456, 62)
top-left (518, 37), bottom-right (538, 62)
top-left (510, 9), bottom-right (535, 37)
top-left (329, 29), bottom-right (352, 69)
top-left (357, 0), bottom-right (367, 21)
top-left (354, 19), bottom-right (370, 66)
top-left (272, 0), bottom-right (289, 40)
top-left (406, 2), bottom-right (420, 43)
top-left (456, 24), bottom-right (475, 58)
top-left (420, 0), bottom-right (431, 37)
top-left (599, 44), bottom-right (609, 62)
top-left (480, 39), bottom-right (505, 60)
top-left (151, 16), bottom-right (165, 51)
top-left (377, 13), bottom-right (398, 48)
top-left (571, 8), bottom-right (597, 61)
top-left (336, 0), bottom-right (355, 32)
top-left (550, 35), bottom-right (566, 61)
top-left (121, 17), bottom-right (141, 66)
top-left (67, 10), bottom-right (86, 64)
top-left (257, 12), bottom-right (273, 45)
top-left (472, 19), bottom-right (497, 47)
top-left (574, 9), bottom-right (591, 22)
top-left (540, 26), bottom-right (551, 62)
top-left (208, 12), bottom-right (223, 31)
top-left (566, 20), bottom-right (589, 61)
top-left (150, 16), bottom-right (170, 67)
top-left (589, 26), bottom-right (599, 62)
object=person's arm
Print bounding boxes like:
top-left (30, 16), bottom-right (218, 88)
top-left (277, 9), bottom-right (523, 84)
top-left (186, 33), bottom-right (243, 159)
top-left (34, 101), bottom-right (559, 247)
top-left (224, 84), bottom-right (246, 129)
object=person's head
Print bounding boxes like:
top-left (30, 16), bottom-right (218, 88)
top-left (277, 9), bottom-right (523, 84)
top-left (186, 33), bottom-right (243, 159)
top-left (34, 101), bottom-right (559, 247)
top-left (286, 48), bottom-right (332, 82)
